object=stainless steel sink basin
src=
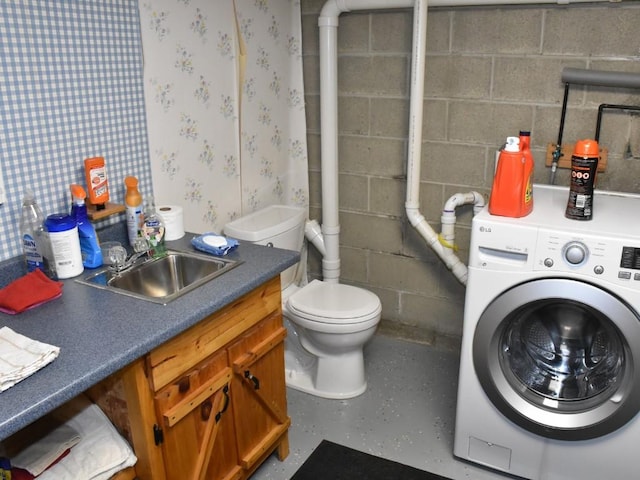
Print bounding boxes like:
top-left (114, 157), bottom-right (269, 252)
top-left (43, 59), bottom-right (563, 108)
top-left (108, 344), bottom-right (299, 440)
top-left (77, 249), bottom-right (240, 304)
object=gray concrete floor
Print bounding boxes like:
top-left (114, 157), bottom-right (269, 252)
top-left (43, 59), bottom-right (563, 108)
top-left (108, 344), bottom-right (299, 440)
top-left (251, 332), bottom-right (506, 480)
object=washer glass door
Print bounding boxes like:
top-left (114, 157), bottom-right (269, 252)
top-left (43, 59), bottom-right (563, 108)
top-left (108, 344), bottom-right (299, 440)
top-left (473, 278), bottom-right (640, 440)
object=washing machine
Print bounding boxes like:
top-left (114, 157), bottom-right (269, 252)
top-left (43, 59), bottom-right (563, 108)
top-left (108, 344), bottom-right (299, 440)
top-left (454, 184), bottom-right (640, 479)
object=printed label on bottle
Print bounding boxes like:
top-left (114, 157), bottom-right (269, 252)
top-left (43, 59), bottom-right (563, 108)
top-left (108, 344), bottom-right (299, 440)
top-left (23, 233), bottom-right (44, 271)
top-left (143, 220), bottom-right (166, 258)
top-left (126, 205), bottom-right (144, 246)
top-left (565, 155), bottom-right (598, 220)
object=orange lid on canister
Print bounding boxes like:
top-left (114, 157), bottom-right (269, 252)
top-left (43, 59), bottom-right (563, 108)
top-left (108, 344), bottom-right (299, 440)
top-left (574, 139), bottom-right (599, 157)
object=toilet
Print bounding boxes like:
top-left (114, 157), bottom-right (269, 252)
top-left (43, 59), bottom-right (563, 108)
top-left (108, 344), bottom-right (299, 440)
top-left (225, 205), bottom-right (381, 399)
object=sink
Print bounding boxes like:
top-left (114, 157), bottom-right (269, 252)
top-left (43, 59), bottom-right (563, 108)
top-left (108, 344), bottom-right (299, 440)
top-left (77, 249), bottom-right (241, 304)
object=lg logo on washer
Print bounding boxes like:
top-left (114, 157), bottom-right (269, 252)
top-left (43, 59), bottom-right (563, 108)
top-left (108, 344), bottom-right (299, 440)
top-left (479, 226), bottom-right (492, 233)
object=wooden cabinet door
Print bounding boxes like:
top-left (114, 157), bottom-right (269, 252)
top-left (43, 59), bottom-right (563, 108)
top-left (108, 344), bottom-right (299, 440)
top-left (228, 311), bottom-right (290, 473)
top-left (154, 350), bottom-right (242, 480)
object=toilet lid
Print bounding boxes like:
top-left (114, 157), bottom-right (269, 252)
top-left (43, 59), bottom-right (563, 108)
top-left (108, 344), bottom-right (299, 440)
top-left (287, 280), bottom-right (381, 324)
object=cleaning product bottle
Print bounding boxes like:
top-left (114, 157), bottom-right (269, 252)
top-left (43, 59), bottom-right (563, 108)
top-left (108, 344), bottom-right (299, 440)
top-left (488, 136), bottom-right (534, 218)
top-left (142, 195), bottom-right (166, 259)
top-left (20, 189), bottom-right (46, 272)
top-left (84, 156), bottom-right (109, 210)
top-left (124, 176), bottom-right (144, 247)
top-left (519, 130), bottom-right (535, 211)
top-left (45, 213), bottom-right (84, 279)
top-left (70, 184), bottom-right (103, 268)
top-left (565, 139), bottom-right (599, 221)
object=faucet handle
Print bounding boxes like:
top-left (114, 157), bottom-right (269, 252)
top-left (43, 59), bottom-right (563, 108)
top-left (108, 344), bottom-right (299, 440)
top-left (109, 245), bottom-right (128, 269)
top-left (133, 237), bottom-right (149, 254)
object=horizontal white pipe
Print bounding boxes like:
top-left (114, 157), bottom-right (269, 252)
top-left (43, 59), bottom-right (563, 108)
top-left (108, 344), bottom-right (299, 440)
top-left (321, 0), bottom-right (615, 15)
top-left (444, 191), bottom-right (485, 214)
top-left (427, 0), bottom-right (616, 4)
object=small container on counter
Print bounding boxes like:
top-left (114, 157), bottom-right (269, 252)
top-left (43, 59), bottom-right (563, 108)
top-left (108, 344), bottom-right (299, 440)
top-left (142, 196), bottom-right (166, 259)
top-left (45, 213), bottom-right (84, 279)
top-left (84, 156), bottom-right (109, 210)
top-left (124, 176), bottom-right (144, 247)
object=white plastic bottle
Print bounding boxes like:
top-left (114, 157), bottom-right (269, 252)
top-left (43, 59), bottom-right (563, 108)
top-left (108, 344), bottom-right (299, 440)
top-left (20, 190), bottom-right (46, 272)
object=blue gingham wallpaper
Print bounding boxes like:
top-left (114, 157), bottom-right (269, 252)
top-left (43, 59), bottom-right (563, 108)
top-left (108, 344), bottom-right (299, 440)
top-left (0, 0), bottom-right (153, 262)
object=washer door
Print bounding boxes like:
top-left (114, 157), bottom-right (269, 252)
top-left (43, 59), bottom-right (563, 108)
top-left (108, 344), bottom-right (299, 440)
top-left (473, 278), bottom-right (640, 440)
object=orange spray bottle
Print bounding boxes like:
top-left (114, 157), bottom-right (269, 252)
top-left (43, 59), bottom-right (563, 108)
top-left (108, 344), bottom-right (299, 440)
top-left (488, 136), bottom-right (534, 218)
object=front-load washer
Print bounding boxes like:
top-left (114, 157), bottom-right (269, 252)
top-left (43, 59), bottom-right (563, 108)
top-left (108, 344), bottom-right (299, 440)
top-left (454, 184), bottom-right (640, 480)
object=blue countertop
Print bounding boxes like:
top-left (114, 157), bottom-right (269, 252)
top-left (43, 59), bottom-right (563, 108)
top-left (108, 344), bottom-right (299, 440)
top-left (0, 231), bottom-right (298, 441)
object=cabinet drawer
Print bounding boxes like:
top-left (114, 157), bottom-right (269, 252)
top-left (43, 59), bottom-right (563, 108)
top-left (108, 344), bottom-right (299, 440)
top-left (147, 276), bottom-right (282, 391)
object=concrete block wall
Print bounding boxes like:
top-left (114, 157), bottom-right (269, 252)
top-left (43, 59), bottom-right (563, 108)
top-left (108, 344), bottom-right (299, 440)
top-left (300, 0), bottom-right (640, 344)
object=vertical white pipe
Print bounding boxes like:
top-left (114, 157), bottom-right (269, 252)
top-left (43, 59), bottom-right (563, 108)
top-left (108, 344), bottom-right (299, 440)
top-left (318, 13), bottom-right (341, 283)
top-left (319, 0), bottom-right (414, 284)
top-left (405, 0), bottom-right (427, 215)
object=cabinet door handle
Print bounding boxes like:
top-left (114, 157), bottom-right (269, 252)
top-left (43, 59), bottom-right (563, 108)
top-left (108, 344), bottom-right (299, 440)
top-left (215, 385), bottom-right (230, 423)
top-left (161, 368), bottom-right (232, 427)
top-left (244, 370), bottom-right (260, 390)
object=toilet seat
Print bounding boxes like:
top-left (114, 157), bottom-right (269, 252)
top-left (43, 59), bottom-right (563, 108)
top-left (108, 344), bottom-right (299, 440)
top-left (287, 280), bottom-right (381, 326)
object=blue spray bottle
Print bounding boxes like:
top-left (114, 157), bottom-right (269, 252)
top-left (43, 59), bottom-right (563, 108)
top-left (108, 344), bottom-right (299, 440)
top-left (71, 184), bottom-right (103, 268)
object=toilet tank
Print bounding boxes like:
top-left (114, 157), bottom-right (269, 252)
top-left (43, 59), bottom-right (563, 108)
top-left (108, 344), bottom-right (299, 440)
top-left (224, 205), bottom-right (306, 289)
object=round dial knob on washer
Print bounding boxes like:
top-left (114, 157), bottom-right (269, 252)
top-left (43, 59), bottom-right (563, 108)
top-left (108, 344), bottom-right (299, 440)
top-left (564, 242), bottom-right (588, 265)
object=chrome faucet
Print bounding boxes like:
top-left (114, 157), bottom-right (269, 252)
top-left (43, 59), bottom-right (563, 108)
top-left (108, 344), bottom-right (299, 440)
top-left (107, 238), bottom-right (150, 274)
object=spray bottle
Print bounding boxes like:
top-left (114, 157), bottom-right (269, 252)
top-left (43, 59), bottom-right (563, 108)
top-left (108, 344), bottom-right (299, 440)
top-left (71, 184), bottom-right (103, 268)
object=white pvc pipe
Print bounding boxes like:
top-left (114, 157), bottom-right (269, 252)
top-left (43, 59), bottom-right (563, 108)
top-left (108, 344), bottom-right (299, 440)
top-left (318, 10), bottom-right (341, 283)
top-left (316, 0), bottom-right (615, 285)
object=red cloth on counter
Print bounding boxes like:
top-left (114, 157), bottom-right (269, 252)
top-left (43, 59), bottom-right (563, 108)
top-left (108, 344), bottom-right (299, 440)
top-left (0, 269), bottom-right (63, 315)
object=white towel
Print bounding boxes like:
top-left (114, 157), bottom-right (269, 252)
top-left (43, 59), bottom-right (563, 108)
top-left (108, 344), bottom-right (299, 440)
top-left (38, 395), bottom-right (137, 480)
top-left (9, 423), bottom-right (80, 476)
top-left (1, 395), bottom-right (137, 480)
top-left (0, 326), bottom-right (60, 392)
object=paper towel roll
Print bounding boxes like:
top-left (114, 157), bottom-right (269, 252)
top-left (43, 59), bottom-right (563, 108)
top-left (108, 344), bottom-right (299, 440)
top-left (157, 205), bottom-right (185, 241)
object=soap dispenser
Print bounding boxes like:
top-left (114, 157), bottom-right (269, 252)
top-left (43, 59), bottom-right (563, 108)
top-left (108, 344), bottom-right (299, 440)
top-left (142, 195), bottom-right (166, 259)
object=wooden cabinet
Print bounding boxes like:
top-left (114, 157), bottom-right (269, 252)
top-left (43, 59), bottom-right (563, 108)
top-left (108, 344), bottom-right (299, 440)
top-left (90, 276), bottom-right (290, 480)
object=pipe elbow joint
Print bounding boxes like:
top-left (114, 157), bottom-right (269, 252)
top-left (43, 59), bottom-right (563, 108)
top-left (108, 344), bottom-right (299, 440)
top-left (406, 207), bottom-right (425, 227)
top-left (319, 0), bottom-right (348, 23)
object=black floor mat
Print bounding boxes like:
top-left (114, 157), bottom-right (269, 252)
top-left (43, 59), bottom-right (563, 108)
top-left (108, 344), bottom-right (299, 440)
top-left (291, 440), bottom-right (451, 480)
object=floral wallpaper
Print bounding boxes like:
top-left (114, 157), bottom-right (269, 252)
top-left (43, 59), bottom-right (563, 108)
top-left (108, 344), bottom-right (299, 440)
top-left (139, 0), bottom-right (308, 235)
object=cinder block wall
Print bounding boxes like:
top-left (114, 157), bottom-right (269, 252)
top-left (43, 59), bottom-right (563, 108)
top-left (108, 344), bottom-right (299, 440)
top-left (300, 0), bottom-right (640, 344)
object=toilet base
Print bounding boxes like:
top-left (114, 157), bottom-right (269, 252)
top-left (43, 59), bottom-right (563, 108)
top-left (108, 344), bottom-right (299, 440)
top-left (284, 350), bottom-right (368, 400)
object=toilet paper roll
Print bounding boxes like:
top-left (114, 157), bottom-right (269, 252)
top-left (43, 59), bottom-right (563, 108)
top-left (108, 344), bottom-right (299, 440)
top-left (157, 205), bottom-right (185, 241)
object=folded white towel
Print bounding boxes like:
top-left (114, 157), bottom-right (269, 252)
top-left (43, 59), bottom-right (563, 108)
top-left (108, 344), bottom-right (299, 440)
top-left (10, 423), bottom-right (80, 476)
top-left (1, 395), bottom-right (137, 479)
top-left (0, 326), bottom-right (60, 392)
top-left (38, 395), bottom-right (137, 480)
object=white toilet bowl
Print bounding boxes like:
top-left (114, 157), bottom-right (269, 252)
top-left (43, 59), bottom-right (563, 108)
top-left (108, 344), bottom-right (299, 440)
top-left (284, 279), bottom-right (381, 399)
top-left (224, 205), bottom-right (382, 399)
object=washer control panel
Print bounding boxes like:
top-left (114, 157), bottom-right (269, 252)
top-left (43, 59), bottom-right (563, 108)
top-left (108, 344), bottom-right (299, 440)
top-left (536, 228), bottom-right (640, 285)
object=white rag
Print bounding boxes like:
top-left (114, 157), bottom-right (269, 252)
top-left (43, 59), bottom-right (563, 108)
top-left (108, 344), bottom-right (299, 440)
top-left (8, 423), bottom-right (80, 476)
top-left (1, 395), bottom-right (137, 479)
top-left (38, 395), bottom-right (137, 480)
top-left (0, 326), bottom-right (60, 392)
